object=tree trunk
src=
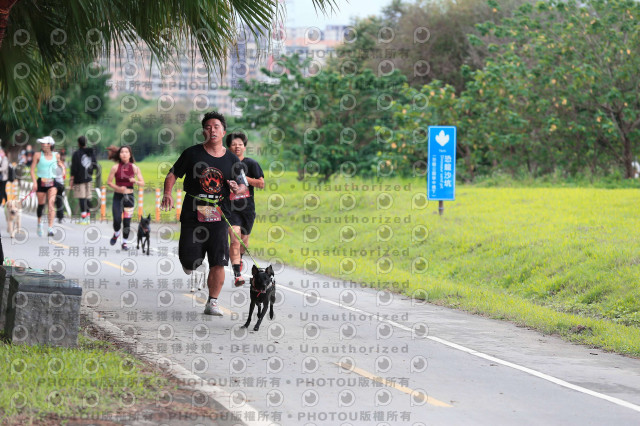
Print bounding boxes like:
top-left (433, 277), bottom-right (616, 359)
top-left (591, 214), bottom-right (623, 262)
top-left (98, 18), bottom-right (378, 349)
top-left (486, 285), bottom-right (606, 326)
top-left (463, 144), bottom-right (474, 182)
top-left (0, 0), bottom-right (19, 50)
top-left (622, 132), bottom-right (633, 179)
top-left (612, 110), bottom-right (634, 179)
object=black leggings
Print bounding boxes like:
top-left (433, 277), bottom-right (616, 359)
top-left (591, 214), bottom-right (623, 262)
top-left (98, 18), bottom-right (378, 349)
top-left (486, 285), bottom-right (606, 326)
top-left (0, 180), bottom-right (7, 205)
top-left (112, 193), bottom-right (135, 239)
top-left (78, 198), bottom-right (89, 214)
top-left (55, 184), bottom-right (65, 220)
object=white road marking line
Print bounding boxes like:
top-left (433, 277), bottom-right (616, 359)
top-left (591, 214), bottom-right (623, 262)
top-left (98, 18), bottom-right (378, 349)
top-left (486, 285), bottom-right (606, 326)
top-left (280, 285), bottom-right (640, 413)
top-left (59, 220), bottom-right (640, 412)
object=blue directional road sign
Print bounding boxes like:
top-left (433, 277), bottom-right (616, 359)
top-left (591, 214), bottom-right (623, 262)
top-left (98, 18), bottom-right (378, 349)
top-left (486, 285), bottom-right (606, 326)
top-left (427, 126), bottom-right (457, 200)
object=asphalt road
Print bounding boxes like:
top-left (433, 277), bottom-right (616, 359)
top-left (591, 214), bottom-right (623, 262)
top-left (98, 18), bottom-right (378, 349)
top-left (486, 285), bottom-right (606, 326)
top-left (4, 213), bottom-right (640, 425)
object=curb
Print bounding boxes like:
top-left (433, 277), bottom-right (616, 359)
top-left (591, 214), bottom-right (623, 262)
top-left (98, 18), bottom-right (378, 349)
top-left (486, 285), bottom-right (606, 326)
top-left (81, 306), bottom-right (273, 426)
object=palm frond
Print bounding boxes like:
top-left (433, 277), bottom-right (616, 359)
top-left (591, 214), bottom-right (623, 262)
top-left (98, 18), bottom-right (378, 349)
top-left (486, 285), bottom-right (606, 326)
top-left (0, 0), bottom-right (337, 123)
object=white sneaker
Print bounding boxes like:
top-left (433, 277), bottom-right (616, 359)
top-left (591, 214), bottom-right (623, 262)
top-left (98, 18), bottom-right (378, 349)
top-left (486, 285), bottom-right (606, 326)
top-left (204, 299), bottom-right (223, 316)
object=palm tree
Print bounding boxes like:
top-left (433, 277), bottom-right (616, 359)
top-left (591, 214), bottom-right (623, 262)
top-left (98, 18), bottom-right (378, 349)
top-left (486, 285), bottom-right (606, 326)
top-left (0, 0), bottom-right (338, 123)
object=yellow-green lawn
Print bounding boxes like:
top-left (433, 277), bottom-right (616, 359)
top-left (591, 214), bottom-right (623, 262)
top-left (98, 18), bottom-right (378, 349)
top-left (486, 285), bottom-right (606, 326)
top-left (248, 173), bottom-right (640, 356)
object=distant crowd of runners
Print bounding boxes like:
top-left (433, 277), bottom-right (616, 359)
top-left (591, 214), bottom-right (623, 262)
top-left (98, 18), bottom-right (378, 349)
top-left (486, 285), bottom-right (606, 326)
top-left (2, 111), bottom-right (264, 317)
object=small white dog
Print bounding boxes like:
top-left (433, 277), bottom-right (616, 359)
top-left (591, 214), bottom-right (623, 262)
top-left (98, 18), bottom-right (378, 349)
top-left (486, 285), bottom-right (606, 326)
top-left (4, 199), bottom-right (22, 238)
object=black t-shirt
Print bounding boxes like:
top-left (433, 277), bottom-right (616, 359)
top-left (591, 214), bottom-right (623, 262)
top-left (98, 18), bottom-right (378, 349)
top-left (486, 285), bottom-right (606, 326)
top-left (70, 147), bottom-right (96, 183)
top-left (170, 144), bottom-right (243, 223)
top-left (230, 157), bottom-right (264, 213)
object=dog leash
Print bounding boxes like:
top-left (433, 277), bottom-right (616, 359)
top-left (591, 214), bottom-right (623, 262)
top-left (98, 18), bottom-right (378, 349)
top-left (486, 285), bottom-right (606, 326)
top-left (186, 193), bottom-right (262, 269)
top-left (19, 190), bottom-right (35, 205)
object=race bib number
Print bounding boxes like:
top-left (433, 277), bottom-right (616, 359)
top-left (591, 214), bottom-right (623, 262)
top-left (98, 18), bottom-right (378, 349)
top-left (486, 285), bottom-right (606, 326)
top-left (41, 178), bottom-right (54, 188)
top-left (229, 189), bottom-right (250, 200)
top-left (197, 205), bottom-right (221, 222)
top-left (123, 207), bottom-right (134, 219)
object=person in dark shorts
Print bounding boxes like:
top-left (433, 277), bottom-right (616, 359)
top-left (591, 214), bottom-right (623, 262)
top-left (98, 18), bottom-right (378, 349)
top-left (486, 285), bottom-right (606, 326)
top-left (225, 132), bottom-right (264, 286)
top-left (30, 136), bottom-right (64, 237)
top-left (106, 146), bottom-right (144, 251)
top-left (54, 150), bottom-right (66, 223)
top-left (160, 111), bottom-right (247, 317)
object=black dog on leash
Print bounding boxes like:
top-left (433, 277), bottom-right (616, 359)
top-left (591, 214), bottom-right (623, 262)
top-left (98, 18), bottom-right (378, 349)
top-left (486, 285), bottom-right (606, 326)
top-left (137, 214), bottom-right (151, 255)
top-left (242, 265), bottom-right (276, 331)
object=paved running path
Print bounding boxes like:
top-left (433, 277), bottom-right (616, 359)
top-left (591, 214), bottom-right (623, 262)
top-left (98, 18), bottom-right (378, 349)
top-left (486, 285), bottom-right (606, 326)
top-left (4, 213), bottom-right (640, 425)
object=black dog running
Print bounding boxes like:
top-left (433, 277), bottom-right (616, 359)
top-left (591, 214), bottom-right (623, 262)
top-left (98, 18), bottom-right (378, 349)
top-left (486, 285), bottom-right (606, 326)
top-left (137, 214), bottom-right (151, 255)
top-left (242, 264), bottom-right (276, 331)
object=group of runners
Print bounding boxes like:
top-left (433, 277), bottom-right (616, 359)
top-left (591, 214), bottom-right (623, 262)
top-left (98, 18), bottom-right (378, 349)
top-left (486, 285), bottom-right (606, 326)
top-left (160, 111), bottom-right (265, 316)
top-left (29, 110), bottom-right (263, 316)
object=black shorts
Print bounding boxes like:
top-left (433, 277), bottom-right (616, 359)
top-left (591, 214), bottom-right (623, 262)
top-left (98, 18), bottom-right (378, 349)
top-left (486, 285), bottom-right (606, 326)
top-left (227, 210), bottom-right (257, 235)
top-left (36, 178), bottom-right (57, 193)
top-left (178, 221), bottom-right (229, 270)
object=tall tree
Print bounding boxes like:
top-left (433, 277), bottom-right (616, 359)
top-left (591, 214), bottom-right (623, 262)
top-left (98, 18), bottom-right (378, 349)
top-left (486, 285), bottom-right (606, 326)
top-left (235, 54), bottom-right (407, 181)
top-left (331, 0), bottom-right (527, 93)
top-left (391, 0), bottom-right (640, 180)
top-left (0, 70), bottom-right (111, 159)
top-left (472, 0), bottom-right (640, 178)
top-left (0, 0), bottom-right (337, 123)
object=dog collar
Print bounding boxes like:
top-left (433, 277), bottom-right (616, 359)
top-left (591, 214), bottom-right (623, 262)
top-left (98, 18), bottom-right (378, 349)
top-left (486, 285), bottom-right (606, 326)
top-left (251, 278), bottom-right (275, 297)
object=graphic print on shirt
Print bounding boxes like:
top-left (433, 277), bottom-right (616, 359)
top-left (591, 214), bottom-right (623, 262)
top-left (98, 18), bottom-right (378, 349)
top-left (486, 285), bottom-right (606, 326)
top-left (199, 167), bottom-right (223, 195)
top-left (197, 166), bottom-right (223, 222)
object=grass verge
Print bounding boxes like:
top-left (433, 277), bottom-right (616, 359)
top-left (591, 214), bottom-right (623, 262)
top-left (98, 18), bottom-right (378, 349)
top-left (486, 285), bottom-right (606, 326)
top-left (247, 172), bottom-right (640, 357)
top-left (75, 161), bottom-right (640, 356)
top-left (0, 319), bottom-right (174, 425)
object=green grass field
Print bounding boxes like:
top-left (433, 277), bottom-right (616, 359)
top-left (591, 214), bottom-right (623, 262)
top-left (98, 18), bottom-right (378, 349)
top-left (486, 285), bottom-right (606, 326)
top-left (81, 160), bottom-right (640, 356)
top-left (0, 332), bottom-right (170, 423)
top-left (243, 172), bottom-right (640, 356)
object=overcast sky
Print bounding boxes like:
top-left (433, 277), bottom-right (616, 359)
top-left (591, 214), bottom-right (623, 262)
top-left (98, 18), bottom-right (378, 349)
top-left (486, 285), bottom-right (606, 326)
top-left (284, 0), bottom-right (391, 28)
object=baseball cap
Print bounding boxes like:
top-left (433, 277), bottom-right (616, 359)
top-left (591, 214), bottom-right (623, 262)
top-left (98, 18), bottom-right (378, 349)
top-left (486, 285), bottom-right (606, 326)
top-left (37, 136), bottom-right (55, 145)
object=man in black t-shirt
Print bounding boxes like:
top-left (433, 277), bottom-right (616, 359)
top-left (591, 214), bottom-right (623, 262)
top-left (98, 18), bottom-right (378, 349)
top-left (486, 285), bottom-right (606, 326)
top-left (225, 132), bottom-right (265, 286)
top-left (160, 111), bottom-right (247, 317)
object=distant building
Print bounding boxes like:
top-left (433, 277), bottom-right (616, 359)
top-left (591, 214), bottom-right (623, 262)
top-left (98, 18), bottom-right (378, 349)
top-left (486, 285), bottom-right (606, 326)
top-left (284, 24), bottom-right (347, 68)
top-left (103, 36), bottom-right (273, 116)
top-left (103, 24), bottom-right (348, 114)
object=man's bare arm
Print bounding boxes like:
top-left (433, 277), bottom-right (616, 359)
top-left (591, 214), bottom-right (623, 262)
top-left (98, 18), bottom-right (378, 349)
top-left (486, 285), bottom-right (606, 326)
top-left (160, 172), bottom-right (177, 210)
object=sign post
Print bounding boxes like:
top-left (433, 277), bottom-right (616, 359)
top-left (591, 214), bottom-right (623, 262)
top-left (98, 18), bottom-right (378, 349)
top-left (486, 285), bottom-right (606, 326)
top-left (427, 126), bottom-right (457, 215)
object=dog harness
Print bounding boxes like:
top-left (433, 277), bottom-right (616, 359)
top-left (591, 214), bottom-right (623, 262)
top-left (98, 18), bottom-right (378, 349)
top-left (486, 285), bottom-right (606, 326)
top-left (250, 276), bottom-right (275, 297)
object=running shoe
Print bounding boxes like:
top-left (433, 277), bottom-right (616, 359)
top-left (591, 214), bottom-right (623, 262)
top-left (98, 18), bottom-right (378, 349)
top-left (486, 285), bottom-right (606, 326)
top-left (234, 275), bottom-right (245, 287)
top-left (204, 299), bottom-right (223, 316)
